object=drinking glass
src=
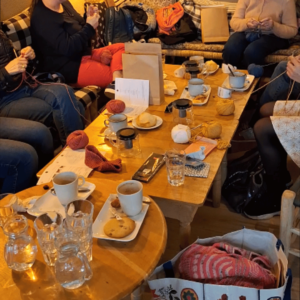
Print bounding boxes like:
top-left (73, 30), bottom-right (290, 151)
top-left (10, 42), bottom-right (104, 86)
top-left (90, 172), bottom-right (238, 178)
top-left (34, 212), bottom-right (64, 266)
top-left (165, 150), bottom-right (186, 187)
top-left (0, 193), bottom-right (16, 227)
top-left (65, 200), bottom-right (94, 261)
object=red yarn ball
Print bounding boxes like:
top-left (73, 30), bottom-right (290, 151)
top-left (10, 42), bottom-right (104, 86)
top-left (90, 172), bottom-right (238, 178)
top-left (67, 130), bottom-right (89, 150)
top-left (106, 100), bottom-right (126, 114)
top-left (101, 50), bottom-right (112, 65)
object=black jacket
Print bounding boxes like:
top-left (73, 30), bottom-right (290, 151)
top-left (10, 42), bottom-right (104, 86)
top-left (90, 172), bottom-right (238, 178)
top-left (31, 1), bottom-right (95, 83)
top-left (0, 29), bottom-right (23, 96)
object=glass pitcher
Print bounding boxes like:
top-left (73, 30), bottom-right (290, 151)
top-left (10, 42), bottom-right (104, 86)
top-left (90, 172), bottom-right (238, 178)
top-left (3, 214), bottom-right (37, 271)
top-left (54, 232), bottom-right (93, 289)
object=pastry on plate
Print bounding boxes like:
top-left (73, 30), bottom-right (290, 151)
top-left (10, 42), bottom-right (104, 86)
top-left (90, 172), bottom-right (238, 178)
top-left (193, 95), bottom-right (206, 103)
top-left (205, 60), bottom-right (218, 72)
top-left (136, 112), bottom-right (157, 128)
top-left (104, 217), bottom-right (136, 238)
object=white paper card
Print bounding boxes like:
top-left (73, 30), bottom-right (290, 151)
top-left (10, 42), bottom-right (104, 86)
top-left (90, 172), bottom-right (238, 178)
top-left (37, 148), bottom-right (104, 185)
top-left (115, 78), bottom-right (149, 118)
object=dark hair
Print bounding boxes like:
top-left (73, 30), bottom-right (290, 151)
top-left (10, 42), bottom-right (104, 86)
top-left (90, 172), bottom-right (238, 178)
top-left (29, 0), bottom-right (40, 16)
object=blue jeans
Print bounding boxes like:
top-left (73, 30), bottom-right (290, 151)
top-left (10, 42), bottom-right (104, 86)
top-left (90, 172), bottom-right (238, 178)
top-left (0, 117), bottom-right (54, 193)
top-left (259, 61), bottom-right (300, 107)
top-left (223, 32), bottom-right (289, 69)
top-left (0, 84), bottom-right (85, 145)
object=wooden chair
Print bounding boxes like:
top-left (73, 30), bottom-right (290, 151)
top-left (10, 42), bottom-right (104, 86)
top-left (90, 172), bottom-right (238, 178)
top-left (280, 176), bottom-right (300, 258)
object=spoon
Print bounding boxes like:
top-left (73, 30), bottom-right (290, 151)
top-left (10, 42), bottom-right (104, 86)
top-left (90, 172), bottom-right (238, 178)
top-left (228, 65), bottom-right (235, 77)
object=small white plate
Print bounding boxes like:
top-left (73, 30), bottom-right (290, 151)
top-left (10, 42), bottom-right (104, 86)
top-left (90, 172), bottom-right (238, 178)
top-left (132, 115), bottom-right (163, 130)
top-left (203, 65), bottom-right (219, 75)
top-left (180, 84), bottom-right (211, 106)
top-left (27, 182), bottom-right (96, 218)
top-left (222, 74), bottom-right (255, 92)
top-left (92, 194), bottom-right (149, 242)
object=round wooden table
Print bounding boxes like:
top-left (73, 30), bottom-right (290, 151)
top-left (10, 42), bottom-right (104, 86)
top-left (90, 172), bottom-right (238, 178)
top-left (0, 178), bottom-right (167, 300)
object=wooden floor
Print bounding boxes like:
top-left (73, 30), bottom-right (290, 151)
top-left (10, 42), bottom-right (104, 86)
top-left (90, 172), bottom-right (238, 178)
top-left (123, 158), bottom-right (300, 300)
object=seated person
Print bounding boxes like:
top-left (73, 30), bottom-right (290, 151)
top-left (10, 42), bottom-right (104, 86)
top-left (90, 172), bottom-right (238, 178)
top-left (30, 0), bottom-right (125, 98)
top-left (223, 0), bottom-right (297, 69)
top-left (0, 28), bottom-right (85, 146)
top-left (0, 117), bottom-right (54, 193)
top-left (243, 100), bottom-right (300, 219)
top-left (259, 55), bottom-right (300, 107)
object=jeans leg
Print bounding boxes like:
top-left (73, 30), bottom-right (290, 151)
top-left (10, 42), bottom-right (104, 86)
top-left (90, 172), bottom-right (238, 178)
top-left (222, 32), bottom-right (249, 67)
top-left (242, 35), bottom-right (290, 68)
top-left (259, 61), bottom-right (292, 107)
top-left (0, 139), bottom-right (38, 193)
top-left (30, 84), bottom-right (85, 145)
top-left (0, 117), bottom-right (54, 168)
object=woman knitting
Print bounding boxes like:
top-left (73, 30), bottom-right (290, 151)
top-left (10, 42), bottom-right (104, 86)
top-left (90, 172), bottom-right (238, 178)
top-left (30, 0), bottom-right (124, 97)
top-left (223, 0), bottom-right (298, 69)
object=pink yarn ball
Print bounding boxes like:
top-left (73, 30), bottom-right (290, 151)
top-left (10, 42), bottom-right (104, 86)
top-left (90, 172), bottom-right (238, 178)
top-left (101, 50), bottom-right (112, 65)
top-left (106, 100), bottom-right (126, 114)
top-left (67, 130), bottom-right (89, 150)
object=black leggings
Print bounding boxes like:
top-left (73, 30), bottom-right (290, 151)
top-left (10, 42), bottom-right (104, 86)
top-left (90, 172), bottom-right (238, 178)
top-left (254, 102), bottom-right (288, 177)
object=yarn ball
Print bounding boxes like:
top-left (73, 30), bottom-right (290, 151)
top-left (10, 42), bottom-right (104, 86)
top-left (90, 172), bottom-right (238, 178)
top-left (216, 99), bottom-right (235, 116)
top-left (248, 63), bottom-right (264, 78)
top-left (106, 100), bottom-right (126, 114)
top-left (171, 124), bottom-right (191, 143)
top-left (67, 130), bottom-right (89, 150)
top-left (200, 122), bottom-right (222, 139)
top-left (101, 50), bottom-right (112, 65)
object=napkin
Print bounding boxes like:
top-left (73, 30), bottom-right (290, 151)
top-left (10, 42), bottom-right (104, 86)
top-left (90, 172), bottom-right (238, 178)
top-left (164, 80), bottom-right (177, 96)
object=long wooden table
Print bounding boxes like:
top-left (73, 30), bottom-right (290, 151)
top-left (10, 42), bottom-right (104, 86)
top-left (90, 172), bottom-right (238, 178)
top-left (39, 64), bottom-right (258, 248)
top-left (0, 178), bottom-right (167, 300)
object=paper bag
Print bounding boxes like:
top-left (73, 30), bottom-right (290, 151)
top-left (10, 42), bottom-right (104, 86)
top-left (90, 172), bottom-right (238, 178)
top-left (201, 7), bottom-right (229, 43)
top-left (122, 43), bottom-right (164, 105)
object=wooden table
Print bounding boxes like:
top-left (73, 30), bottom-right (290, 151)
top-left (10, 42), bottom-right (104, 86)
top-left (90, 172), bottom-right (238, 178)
top-left (0, 178), bottom-right (167, 300)
top-left (39, 64), bottom-right (257, 248)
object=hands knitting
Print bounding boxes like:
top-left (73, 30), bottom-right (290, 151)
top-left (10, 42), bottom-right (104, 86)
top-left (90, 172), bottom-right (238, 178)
top-left (287, 56), bottom-right (300, 83)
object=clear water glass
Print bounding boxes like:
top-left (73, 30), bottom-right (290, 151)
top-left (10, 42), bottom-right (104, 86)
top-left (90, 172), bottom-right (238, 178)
top-left (3, 214), bottom-right (37, 271)
top-left (34, 212), bottom-right (64, 266)
top-left (65, 200), bottom-right (94, 261)
top-left (54, 233), bottom-right (93, 289)
top-left (165, 150), bottom-right (186, 186)
top-left (0, 194), bottom-right (16, 227)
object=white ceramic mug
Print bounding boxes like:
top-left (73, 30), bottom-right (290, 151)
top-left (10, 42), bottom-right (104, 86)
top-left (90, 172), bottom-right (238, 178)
top-left (104, 114), bottom-right (127, 133)
top-left (117, 180), bottom-right (143, 216)
top-left (229, 72), bottom-right (246, 89)
top-left (190, 55), bottom-right (204, 68)
top-left (188, 78), bottom-right (207, 97)
top-left (218, 87), bottom-right (232, 99)
top-left (174, 66), bottom-right (185, 78)
top-left (52, 172), bottom-right (85, 205)
top-left (222, 63), bottom-right (237, 74)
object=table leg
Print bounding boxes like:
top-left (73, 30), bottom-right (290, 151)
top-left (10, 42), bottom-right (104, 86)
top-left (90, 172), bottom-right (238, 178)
top-left (131, 287), bottom-right (142, 300)
top-left (179, 222), bottom-right (191, 249)
top-left (212, 153), bottom-right (227, 208)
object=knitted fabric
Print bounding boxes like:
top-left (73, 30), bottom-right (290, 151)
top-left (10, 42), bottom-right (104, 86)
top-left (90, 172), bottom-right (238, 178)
top-left (179, 242), bottom-right (276, 289)
top-left (85, 145), bottom-right (122, 172)
top-left (67, 130), bottom-right (89, 150)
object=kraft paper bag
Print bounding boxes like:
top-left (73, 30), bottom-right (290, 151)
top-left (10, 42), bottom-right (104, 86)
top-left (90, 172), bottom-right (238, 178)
top-left (122, 43), bottom-right (164, 105)
top-left (201, 7), bottom-right (229, 43)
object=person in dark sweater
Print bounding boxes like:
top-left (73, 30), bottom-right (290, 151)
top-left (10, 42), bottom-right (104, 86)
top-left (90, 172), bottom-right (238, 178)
top-left (30, 0), bottom-right (124, 94)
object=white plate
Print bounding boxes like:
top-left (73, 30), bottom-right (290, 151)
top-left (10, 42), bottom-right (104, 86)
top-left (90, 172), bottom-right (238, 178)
top-left (27, 181), bottom-right (96, 218)
top-left (203, 65), bottom-right (219, 75)
top-left (222, 74), bottom-right (255, 92)
top-left (132, 115), bottom-right (163, 130)
top-left (92, 194), bottom-right (149, 242)
top-left (180, 84), bottom-right (211, 106)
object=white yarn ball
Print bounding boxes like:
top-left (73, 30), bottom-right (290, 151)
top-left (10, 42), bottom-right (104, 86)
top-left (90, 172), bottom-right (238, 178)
top-left (171, 124), bottom-right (191, 143)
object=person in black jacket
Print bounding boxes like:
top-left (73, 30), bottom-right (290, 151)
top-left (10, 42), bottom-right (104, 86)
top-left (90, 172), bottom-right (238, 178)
top-left (0, 29), bottom-right (84, 146)
top-left (30, 0), bottom-right (124, 96)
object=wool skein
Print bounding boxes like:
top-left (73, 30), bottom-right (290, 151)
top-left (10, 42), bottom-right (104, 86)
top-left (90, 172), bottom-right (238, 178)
top-left (67, 130), bottom-right (89, 150)
top-left (106, 100), bottom-right (126, 114)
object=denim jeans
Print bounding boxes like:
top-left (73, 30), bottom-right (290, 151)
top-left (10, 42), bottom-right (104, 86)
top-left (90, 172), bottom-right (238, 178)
top-left (223, 32), bottom-right (289, 69)
top-left (0, 117), bottom-right (54, 193)
top-left (0, 84), bottom-right (85, 145)
top-left (259, 61), bottom-right (300, 107)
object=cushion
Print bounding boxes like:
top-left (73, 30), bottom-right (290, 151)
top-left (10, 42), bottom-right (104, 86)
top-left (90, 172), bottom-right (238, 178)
top-left (2, 8), bottom-right (31, 51)
top-left (84, 2), bottom-right (107, 48)
top-left (137, 0), bottom-right (176, 10)
top-left (75, 86), bottom-right (100, 108)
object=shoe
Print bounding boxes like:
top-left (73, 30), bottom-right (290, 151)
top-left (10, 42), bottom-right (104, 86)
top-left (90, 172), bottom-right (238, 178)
top-left (104, 82), bottom-right (115, 99)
